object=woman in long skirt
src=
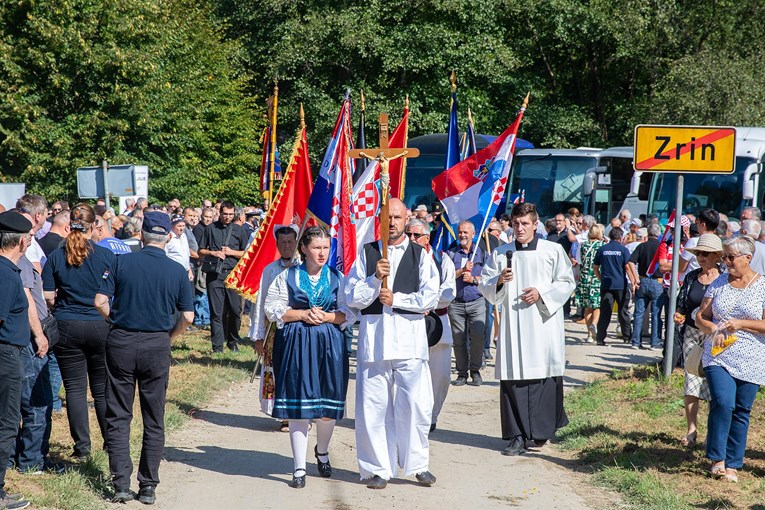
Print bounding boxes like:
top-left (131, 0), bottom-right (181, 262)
top-left (264, 226), bottom-right (355, 488)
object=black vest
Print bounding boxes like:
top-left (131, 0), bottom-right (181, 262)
top-left (361, 241), bottom-right (422, 315)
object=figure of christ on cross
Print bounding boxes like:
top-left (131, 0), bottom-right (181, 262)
top-left (349, 113), bottom-right (420, 288)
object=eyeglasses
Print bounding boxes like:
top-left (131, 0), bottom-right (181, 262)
top-left (406, 232), bottom-right (428, 240)
top-left (724, 253), bottom-right (748, 263)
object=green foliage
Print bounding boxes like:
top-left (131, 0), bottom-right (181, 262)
top-left (215, 0), bottom-right (765, 156)
top-left (0, 0), bottom-right (265, 204)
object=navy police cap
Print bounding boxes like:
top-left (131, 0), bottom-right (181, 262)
top-left (142, 211), bottom-right (171, 235)
top-left (0, 211), bottom-right (33, 233)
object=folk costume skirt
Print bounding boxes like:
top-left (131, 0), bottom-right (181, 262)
top-left (272, 321), bottom-right (346, 420)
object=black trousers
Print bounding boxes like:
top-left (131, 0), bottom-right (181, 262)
top-left (0, 343), bottom-right (23, 491)
top-left (596, 288), bottom-right (632, 343)
top-left (54, 319), bottom-right (110, 457)
top-left (105, 328), bottom-right (171, 490)
top-left (206, 273), bottom-right (243, 351)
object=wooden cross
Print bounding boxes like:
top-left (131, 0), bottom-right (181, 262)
top-left (349, 112), bottom-right (420, 288)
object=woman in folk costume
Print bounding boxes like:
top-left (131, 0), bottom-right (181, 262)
top-left (264, 226), bottom-right (355, 489)
top-left (479, 202), bottom-right (576, 456)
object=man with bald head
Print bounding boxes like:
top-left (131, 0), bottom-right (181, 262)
top-left (346, 197), bottom-right (440, 489)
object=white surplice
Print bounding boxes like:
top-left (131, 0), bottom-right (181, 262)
top-left (345, 237), bottom-right (440, 480)
top-left (479, 239), bottom-right (575, 381)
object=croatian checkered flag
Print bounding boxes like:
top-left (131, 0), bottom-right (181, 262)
top-left (351, 158), bottom-right (381, 247)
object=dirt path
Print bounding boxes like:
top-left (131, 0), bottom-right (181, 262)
top-left (147, 321), bottom-right (661, 510)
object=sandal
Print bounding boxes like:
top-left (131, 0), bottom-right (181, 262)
top-left (710, 462), bottom-right (726, 479)
top-left (724, 469), bottom-right (738, 483)
top-left (280, 420), bottom-right (289, 433)
top-left (680, 432), bottom-right (697, 448)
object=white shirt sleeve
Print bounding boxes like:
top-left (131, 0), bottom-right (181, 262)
top-left (264, 271), bottom-right (291, 329)
top-left (436, 255), bottom-right (456, 309)
top-left (345, 246), bottom-right (383, 309)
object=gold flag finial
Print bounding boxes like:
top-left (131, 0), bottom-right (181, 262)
top-left (468, 108), bottom-right (473, 124)
top-left (273, 78), bottom-right (279, 96)
top-left (405, 95), bottom-right (409, 109)
top-left (360, 90), bottom-right (365, 112)
top-left (450, 70), bottom-right (457, 92)
top-left (522, 92), bottom-right (530, 109)
top-left (299, 103), bottom-right (305, 129)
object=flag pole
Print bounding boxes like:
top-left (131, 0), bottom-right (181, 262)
top-left (268, 80), bottom-right (279, 206)
top-left (399, 95), bottom-right (410, 200)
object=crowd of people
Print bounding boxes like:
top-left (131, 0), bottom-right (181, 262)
top-left (1, 192), bottom-right (763, 508)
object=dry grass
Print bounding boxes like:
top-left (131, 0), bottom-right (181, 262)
top-left (559, 364), bottom-right (765, 510)
top-left (4, 327), bottom-right (256, 509)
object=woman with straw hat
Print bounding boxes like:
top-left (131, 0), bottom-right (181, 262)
top-left (673, 233), bottom-right (723, 448)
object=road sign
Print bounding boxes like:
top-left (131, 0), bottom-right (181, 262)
top-left (76, 164), bottom-right (149, 199)
top-left (634, 125), bottom-right (736, 173)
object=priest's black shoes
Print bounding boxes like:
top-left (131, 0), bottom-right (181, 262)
top-left (137, 486), bottom-right (156, 505)
top-left (314, 445), bottom-right (332, 478)
top-left (289, 470), bottom-right (306, 489)
top-left (415, 471), bottom-right (437, 486)
top-left (501, 436), bottom-right (527, 456)
top-left (365, 475), bottom-right (388, 489)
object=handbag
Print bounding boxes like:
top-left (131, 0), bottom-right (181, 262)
top-left (40, 313), bottom-right (60, 349)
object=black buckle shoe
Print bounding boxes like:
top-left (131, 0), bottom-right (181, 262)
top-left (314, 445), bottom-right (332, 478)
top-left (415, 470), bottom-right (437, 486)
top-left (111, 489), bottom-right (133, 504)
top-left (468, 371), bottom-right (483, 386)
top-left (289, 470), bottom-right (306, 489)
top-left (501, 436), bottom-right (527, 456)
top-left (138, 486), bottom-right (156, 505)
top-left (365, 475), bottom-right (388, 489)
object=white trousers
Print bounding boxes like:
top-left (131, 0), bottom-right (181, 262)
top-left (356, 358), bottom-right (434, 480)
top-left (428, 341), bottom-right (452, 425)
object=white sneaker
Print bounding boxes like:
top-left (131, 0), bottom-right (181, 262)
top-left (587, 325), bottom-right (597, 343)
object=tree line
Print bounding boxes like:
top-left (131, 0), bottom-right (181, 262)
top-left (2, 0), bottom-right (763, 203)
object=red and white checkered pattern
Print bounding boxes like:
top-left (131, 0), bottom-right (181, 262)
top-left (329, 196), bottom-right (340, 237)
top-left (492, 176), bottom-right (508, 205)
top-left (353, 182), bottom-right (379, 219)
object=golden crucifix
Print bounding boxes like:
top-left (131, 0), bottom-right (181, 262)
top-left (349, 113), bottom-right (420, 288)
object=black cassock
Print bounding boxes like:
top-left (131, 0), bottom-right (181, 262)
top-left (499, 377), bottom-right (568, 441)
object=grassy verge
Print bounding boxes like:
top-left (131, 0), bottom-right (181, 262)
top-left (559, 364), bottom-right (765, 510)
top-left (6, 328), bottom-right (256, 510)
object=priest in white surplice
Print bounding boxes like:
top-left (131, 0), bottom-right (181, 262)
top-left (346, 198), bottom-right (440, 489)
top-left (479, 202), bottom-right (576, 456)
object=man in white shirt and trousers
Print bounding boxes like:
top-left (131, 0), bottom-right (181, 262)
top-left (479, 202), bottom-right (576, 456)
top-left (346, 198), bottom-right (440, 489)
top-left (248, 225), bottom-right (299, 417)
top-left (404, 218), bottom-right (456, 432)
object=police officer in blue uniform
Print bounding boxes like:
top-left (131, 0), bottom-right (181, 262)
top-left (94, 211), bottom-right (194, 505)
top-left (0, 211), bottom-right (34, 510)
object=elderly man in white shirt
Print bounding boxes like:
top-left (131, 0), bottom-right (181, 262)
top-left (165, 216), bottom-right (193, 281)
top-left (346, 198), bottom-right (440, 490)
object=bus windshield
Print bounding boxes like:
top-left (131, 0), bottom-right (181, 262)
top-left (507, 155), bottom-right (597, 219)
top-left (648, 156), bottom-right (756, 221)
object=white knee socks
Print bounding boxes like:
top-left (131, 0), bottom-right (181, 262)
top-left (289, 419), bottom-right (309, 474)
top-left (315, 419), bottom-right (335, 463)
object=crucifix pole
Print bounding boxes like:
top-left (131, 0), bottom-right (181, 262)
top-left (350, 112), bottom-right (420, 289)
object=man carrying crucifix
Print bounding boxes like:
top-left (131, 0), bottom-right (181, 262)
top-left (346, 197), bottom-right (440, 489)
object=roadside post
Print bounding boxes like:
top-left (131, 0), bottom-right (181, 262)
top-left (634, 125), bottom-right (737, 378)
